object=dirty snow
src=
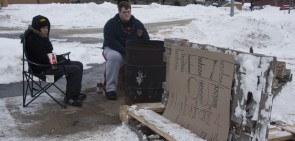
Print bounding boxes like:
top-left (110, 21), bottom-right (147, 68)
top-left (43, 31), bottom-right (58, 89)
top-left (0, 2), bottom-right (295, 140)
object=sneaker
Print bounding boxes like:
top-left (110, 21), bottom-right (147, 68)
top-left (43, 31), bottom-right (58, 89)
top-left (64, 97), bottom-right (83, 107)
top-left (105, 91), bottom-right (117, 100)
top-left (77, 93), bottom-right (87, 101)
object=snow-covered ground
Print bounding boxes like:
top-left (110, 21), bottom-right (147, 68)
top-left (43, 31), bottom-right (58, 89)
top-left (0, 2), bottom-right (294, 140)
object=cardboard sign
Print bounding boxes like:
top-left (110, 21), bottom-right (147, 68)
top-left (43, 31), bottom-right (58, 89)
top-left (163, 46), bottom-right (235, 141)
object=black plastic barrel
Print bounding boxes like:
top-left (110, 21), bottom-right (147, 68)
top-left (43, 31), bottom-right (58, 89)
top-left (125, 40), bottom-right (166, 105)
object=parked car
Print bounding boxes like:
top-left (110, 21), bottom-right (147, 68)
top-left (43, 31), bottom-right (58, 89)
top-left (211, 3), bottom-right (219, 7)
top-left (253, 5), bottom-right (264, 10)
top-left (70, 0), bottom-right (80, 3)
top-left (243, 2), bottom-right (251, 11)
top-left (194, 0), bottom-right (205, 5)
top-left (280, 5), bottom-right (290, 10)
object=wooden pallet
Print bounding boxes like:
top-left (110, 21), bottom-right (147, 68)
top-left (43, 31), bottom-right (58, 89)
top-left (120, 102), bottom-right (295, 141)
top-left (119, 102), bottom-right (165, 124)
top-left (269, 126), bottom-right (295, 141)
top-left (120, 102), bottom-right (204, 141)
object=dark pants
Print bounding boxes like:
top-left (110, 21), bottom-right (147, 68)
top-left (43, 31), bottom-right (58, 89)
top-left (44, 61), bottom-right (83, 98)
top-left (64, 61), bottom-right (83, 98)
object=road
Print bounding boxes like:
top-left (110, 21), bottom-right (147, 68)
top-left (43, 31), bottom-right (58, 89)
top-left (0, 19), bottom-right (193, 98)
top-left (0, 19), bottom-right (194, 139)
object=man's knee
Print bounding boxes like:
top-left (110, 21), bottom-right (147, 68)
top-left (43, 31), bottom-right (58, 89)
top-left (76, 61), bottom-right (83, 70)
top-left (104, 47), bottom-right (123, 62)
top-left (69, 61), bottom-right (83, 70)
top-left (73, 65), bottom-right (82, 74)
top-left (65, 65), bottom-right (82, 76)
top-left (107, 52), bottom-right (123, 62)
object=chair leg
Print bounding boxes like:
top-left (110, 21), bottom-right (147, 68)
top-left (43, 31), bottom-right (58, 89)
top-left (53, 84), bottom-right (66, 96)
top-left (30, 74), bottom-right (34, 97)
top-left (23, 72), bottom-right (66, 108)
top-left (23, 71), bottom-right (26, 107)
top-left (23, 72), bottom-right (33, 107)
top-left (44, 90), bottom-right (67, 108)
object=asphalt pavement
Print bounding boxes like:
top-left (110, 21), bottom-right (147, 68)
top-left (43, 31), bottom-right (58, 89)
top-left (0, 19), bottom-right (193, 139)
top-left (0, 19), bottom-right (193, 98)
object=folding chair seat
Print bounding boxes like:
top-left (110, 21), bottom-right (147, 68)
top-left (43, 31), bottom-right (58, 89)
top-left (20, 30), bottom-right (70, 108)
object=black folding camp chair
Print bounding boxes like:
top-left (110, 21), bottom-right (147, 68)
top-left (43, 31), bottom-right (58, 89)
top-left (20, 30), bottom-right (70, 108)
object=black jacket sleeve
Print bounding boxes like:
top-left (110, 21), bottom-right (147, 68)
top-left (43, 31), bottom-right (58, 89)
top-left (103, 20), bottom-right (125, 55)
top-left (26, 35), bottom-right (53, 65)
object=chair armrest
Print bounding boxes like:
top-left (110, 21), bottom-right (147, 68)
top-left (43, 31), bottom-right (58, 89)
top-left (22, 59), bottom-right (66, 67)
top-left (58, 52), bottom-right (71, 60)
top-left (22, 59), bottom-right (51, 67)
top-left (56, 60), bottom-right (67, 65)
top-left (59, 52), bottom-right (71, 56)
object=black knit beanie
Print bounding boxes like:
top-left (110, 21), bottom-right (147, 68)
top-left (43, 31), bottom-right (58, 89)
top-left (31, 15), bottom-right (51, 31)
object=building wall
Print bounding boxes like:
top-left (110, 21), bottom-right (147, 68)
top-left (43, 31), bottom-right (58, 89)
top-left (7, 0), bottom-right (70, 4)
top-left (1, 0), bottom-right (8, 7)
top-left (236, 0), bottom-right (291, 7)
top-left (5, 0), bottom-right (292, 7)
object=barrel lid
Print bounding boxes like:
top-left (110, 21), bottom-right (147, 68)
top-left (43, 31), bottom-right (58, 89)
top-left (127, 40), bottom-right (164, 46)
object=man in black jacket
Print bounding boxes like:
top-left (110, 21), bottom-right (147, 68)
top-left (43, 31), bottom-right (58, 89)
top-left (26, 15), bottom-right (86, 106)
top-left (102, 1), bottom-right (149, 100)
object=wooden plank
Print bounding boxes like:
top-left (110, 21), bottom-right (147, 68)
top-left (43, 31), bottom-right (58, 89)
top-left (268, 127), bottom-right (295, 141)
top-left (119, 105), bottom-right (130, 123)
top-left (122, 105), bottom-right (204, 141)
top-left (133, 102), bottom-right (165, 113)
top-left (282, 126), bottom-right (295, 135)
top-left (275, 61), bottom-right (286, 79)
top-left (125, 107), bottom-right (177, 141)
top-left (119, 103), bottom-right (165, 123)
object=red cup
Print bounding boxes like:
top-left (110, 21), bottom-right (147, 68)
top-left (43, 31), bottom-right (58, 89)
top-left (47, 53), bottom-right (57, 69)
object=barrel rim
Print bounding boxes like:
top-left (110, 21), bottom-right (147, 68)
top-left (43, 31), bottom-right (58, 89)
top-left (127, 40), bottom-right (164, 46)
